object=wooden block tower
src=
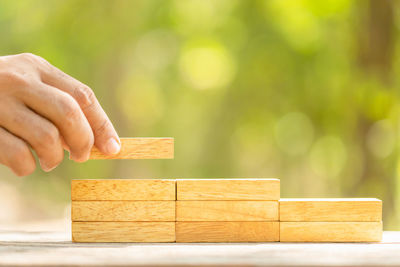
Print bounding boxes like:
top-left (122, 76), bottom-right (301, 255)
top-left (71, 137), bottom-right (383, 243)
top-left (279, 198), bottom-right (382, 242)
top-left (71, 138), bottom-right (175, 242)
top-left (71, 179), bottom-right (176, 242)
top-left (175, 179), bottom-right (280, 242)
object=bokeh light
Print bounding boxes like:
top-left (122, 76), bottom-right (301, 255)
top-left (274, 112), bottom-right (314, 156)
top-left (0, 0), bottom-right (398, 230)
top-left (309, 135), bottom-right (347, 178)
top-left (179, 40), bottom-right (236, 90)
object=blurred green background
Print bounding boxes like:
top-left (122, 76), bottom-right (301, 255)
top-left (0, 0), bottom-right (399, 230)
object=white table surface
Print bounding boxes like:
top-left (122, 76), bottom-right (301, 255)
top-left (0, 229), bottom-right (399, 266)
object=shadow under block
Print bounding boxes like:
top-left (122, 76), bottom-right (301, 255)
top-left (72, 201), bottom-right (175, 222)
top-left (279, 198), bottom-right (382, 222)
top-left (177, 179), bottom-right (280, 200)
top-left (89, 138), bottom-right (174, 159)
top-left (176, 222), bottom-right (279, 242)
top-left (71, 179), bottom-right (175, 201)
top-left (176, 201), bottom-right (278, 221)
top-left (280, 222), bottom-right (382, 242)
top-left (72, 222), bottom-right (175, 242)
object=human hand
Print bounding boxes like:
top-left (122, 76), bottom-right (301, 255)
top-left (0, 53), bottom-right (120, 176)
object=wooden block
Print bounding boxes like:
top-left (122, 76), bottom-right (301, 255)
top-left (280, 222), bottom-right (382, 242)
top-left (279, 198), bottom-right (382, 222)
top-left (90, 138), bottom-right (174, 159)
top-left (72, 201), bottom-right (175, 222)
top-left (72, 222), bottom-right (175, 242)
top-left (176, 201), bottom-right (278, 221)
top-left (176, 222), bottom-right (279, 242)
top-left (71, 179), bottom-right (175, 201)
top-left (177, 179), bottom-right (280, 200)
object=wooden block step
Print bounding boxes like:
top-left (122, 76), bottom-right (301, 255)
top-left (280, 222), bottom-right (382, 242)
top-left (72, 222), bottom-right (175, 242)
top-left (176, 222), bottom-right (279, 242)
top-left (176, 201), bottom-right (278, 221)
top-left (177, 179), bottom-right (280, 200)
top-left (280, 198), bottom-right (382, 222)
top-left (71, 179), bottom-right (175, 201)
top-left (72, 201), bottom-right (175, 222)
top-left (90, 138), bottom-right (174, 159)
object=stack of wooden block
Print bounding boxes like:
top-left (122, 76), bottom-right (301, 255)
top-left (71, 179), bottom-right (176, 242)
top-left (72, 137), bottom-right (177, 242)
top-left (175, 179), bottom-right (280, 242)
top-left (279, 198), bottom-right (382, 242)
top-left (71, 138), bottom-right (383, 243)
top-left (71, 178), bottom-right (281, 242)
top-left (71, 179), bottom-right (383, 243)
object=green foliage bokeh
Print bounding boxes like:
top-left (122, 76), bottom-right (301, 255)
top-left (0, 0), bottom-right (399, 229)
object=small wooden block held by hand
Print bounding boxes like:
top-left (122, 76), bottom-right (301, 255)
top-left (176, 201), bottom-right (278, 221)
top-left (72, 222), bottom-right (175, 242)
top-left (90, 138), bottom-right (174, 159)
top-left (177, 178), bottom-right (280, 200)
top-left (280, 222), bottom-right (382, 242)
top-left (71, 179), bottom-right (175, 200)
top-left (72, 201), bottom-right (175, 222)
top-left (176, 222), bottom-right (280, 242)
top-left (279, 198), bottom-right (382, 222)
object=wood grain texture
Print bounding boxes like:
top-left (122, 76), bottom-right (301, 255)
top-left (279, 198), bottom-right (382, 222)
top-left (177, 179), bottom-right (280, 200)
top-left (176, 201), bottom-right (278, 221)
top-left (72, 222), bottom-right (175, 242)
top-left (280, 222), bottom-right (382, 242)
top-left (90, 138), bottom-right (174, 159)
top-left (71, 179), bottom-right (175, 200)
top-left (176, 222), bottom-right (279, 242)
top-left (72, 201), bottom-right (175, 222)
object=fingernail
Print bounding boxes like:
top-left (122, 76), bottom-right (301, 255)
top-left (44, 165), bottom-right (57, 172)
top-left (106, 138), bottom-right (121, 155)
top-left (40, 161), bottom-right (56, 172)
top-left (69, 151), bottom-right (90, 163)
top-left (63, 145), bottom-right (70, 153)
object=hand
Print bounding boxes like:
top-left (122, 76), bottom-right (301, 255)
top-left (0, 53), bottom-right (120, 176)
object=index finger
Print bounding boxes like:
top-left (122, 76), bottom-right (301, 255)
top-left (39, 60), bottom-right (121, 156)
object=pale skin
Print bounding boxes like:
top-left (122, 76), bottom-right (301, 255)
top-left (0, 53), bottom-right (121, 176)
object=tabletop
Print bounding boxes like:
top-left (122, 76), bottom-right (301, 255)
top-left (0, 229), bottom-right (399, 266)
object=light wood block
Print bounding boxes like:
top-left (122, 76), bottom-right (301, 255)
top-left (72, 201), bottom-right (175, 222)
top-left (280, 222), bottom-right (382, 242)
top-left (279, 198), bottom-right (382, 222)
top-left (90, 138), bottom-right (174, 159)
top-left (177, 179), bottom-right (280, 200)
top-left (72, 222), bottom-right (175, 242)
top-left (176, 222), bottom-right (279, 242)
top-left (71, 179), bottom-right (175, 201)
top-left (176, 201), bottom-right (278, 221)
